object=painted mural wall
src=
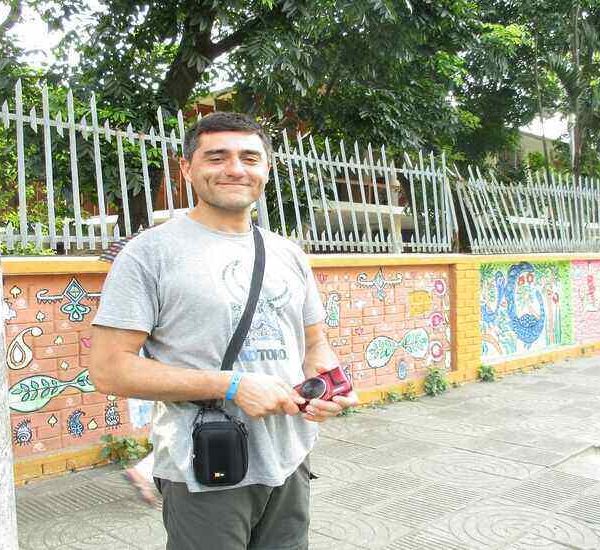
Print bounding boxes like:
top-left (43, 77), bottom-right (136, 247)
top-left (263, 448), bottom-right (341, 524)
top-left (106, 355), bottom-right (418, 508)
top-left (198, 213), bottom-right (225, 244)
top-left (480, 261), bottom-right (574, 361)
top-left (315, 266), bottom-right (452, 390)
top-left (3, 274), bottom-right (141, 461)
top-left (572, 260), bottom-right (600, 344)
top-left (4, 265), bottom-right (452, 461)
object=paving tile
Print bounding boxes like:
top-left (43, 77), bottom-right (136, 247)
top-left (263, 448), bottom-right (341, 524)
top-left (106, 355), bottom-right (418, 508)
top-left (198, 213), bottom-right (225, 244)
top-left (15, 356), bottom-right (600, 550)
top-left (429, 498), bottom-right (550, 548)
top-left (17, 515), bottom-right (109, 549)
top-left (310, 501), bottom-right (409, 549)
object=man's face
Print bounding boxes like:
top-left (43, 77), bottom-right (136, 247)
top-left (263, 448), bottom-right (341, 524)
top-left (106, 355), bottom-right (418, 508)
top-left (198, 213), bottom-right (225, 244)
top-left (180, 131), bottom-right (270, 212)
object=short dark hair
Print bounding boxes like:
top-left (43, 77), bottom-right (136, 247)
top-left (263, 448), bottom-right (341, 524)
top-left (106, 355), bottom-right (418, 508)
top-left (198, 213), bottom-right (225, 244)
top-left (183, 111), bottom-right (272, 160)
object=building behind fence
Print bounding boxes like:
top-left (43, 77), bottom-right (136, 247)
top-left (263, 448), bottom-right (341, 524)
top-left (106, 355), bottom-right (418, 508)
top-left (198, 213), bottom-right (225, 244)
top-left (1, 79), bottom-right (598, 255)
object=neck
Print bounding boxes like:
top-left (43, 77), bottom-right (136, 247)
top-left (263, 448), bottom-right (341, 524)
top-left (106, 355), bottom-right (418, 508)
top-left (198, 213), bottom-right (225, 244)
top-left (187, 202), bottom-right (252, 233)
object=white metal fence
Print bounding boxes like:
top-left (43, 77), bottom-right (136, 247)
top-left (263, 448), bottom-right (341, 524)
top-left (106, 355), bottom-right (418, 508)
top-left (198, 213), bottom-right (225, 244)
top-left (0, 79), bottom-right (458, 254)
top-left (15, 79), bottom-right (600, 256)
top-left (455, 166), bottom-right (600, 253)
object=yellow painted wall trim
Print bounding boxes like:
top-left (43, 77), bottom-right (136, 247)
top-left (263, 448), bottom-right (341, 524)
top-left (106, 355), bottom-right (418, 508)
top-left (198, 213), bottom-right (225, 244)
top-left (2, 256), bottom-right (110, 275)
top-left (5, 251), bottom-right (600, 275)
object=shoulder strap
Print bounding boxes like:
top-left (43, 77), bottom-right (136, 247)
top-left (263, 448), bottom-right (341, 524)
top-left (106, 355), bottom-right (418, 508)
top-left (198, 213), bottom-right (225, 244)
top-left (190, 225), bottom-right (265, 409)
top-left (220, 224), bottom-right (265, 371)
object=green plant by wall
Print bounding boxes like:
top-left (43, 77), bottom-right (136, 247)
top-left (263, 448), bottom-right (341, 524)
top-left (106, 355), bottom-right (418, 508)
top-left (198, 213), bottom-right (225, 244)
top-left (478, 364), bottom-right (496, 382)
top-left (384, 390), bottom-right (403, 403)
top-left (101, 435), bottom-right (153, 467)
top-left (402, 382), bottom-right (418, 401)
top-left (0, 242), bottom-right (56, 256)
top-left (424, 367), bottom-right (449, 396)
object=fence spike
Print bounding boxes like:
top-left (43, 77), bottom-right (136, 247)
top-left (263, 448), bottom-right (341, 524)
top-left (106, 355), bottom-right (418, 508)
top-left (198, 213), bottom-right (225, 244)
top-left (104, 119), bottom-right (112, 142)
top-left (6, 222), bottom-right (14, 250)
top-left (55, 111), bottom-right (64, 137)
top-left (29, 106), bottom-right (38, 132)
top-left (80, 115), bottom-right (89, 140)
top-left (126, 123), bottom-right (135, 144)
top-left (62, 218), bottom-right (70, 253)
top-left (170, 129), bottom-right (178, 152)
top-left (34, 223), bottom-right (43, 250)
top-left (1, 100), bottom-right (9, 128)
top-left (87, 222), bottom-right (96, 250)
top-left (149, 126), bottom-right (157, 147)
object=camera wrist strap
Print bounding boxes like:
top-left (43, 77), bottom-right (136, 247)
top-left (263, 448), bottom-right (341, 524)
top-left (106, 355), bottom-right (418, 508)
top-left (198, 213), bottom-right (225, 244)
top-left (190, 224), bottom-right (265, 409)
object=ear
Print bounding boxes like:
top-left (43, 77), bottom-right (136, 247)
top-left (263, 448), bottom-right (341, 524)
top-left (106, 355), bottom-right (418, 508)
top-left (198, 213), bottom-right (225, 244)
top-left (179, 156), bottom-right (191, 182)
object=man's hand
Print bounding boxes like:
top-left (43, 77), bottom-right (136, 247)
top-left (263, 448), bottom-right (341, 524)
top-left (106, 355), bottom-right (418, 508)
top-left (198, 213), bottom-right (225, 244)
top-left (234, 373), bottom-right (306, 418)
top-left (301, 391), bottom-right (359, 423)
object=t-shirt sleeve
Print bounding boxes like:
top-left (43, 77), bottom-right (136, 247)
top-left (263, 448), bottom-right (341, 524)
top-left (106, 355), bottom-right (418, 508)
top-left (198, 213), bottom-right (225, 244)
top-left (93, 250), bottom-right (159, 334)
top-left (300, 253), bottom-right (325, 326)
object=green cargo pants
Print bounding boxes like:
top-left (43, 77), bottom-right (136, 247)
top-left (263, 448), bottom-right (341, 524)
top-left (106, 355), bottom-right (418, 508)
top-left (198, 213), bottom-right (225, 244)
top-left (154, 458), bottom-right (310, 550)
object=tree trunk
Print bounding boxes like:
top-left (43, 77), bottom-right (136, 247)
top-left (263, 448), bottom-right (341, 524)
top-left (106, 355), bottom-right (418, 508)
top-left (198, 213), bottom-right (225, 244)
top-left (0, 266), bottom-right (19, 550)
top-left (533, 34), bottom-right (552, 183)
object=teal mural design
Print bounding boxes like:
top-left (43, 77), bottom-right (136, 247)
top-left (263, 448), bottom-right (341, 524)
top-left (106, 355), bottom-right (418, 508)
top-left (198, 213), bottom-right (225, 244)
top-left (365, 329), bottom-right (431, 368)
top-left (357, 268), bottom-right (404, 301)
top-left (480, 261), bottom-right (572, 360)
top-left (13, 419), bottom-right (33, 446)
top-left (36, 278), bottom-right (101, 322)
top-left (8, 370), bottom-right (95, 413)
top-left (324, 292), bottom-right (341, 327)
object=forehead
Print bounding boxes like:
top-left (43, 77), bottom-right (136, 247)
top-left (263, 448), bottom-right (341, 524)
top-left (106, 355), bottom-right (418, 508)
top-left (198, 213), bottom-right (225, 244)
top-left (195, 131), bottom-right (267, 155)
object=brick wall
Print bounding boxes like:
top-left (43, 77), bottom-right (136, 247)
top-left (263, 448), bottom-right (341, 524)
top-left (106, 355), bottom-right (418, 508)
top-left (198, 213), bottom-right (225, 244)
top-left (4, 253), bottom-right (600, 482)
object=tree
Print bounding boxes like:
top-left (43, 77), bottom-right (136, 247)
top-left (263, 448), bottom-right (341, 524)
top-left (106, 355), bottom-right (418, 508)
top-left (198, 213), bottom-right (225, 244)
top-left (14, 0), bottom-right (490, 232)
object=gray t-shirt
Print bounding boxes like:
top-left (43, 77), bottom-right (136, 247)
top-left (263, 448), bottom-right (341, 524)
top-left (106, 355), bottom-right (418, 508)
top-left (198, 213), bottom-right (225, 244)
top-left (93, 216), bottom-right (324, 492)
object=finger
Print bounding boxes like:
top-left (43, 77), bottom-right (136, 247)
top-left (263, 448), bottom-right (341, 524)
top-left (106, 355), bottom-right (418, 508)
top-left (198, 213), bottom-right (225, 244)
top-left (290, 389), bottom-right (307, 406)
top-left (332, 393), bottom-right (360, 408)
top-left (301, 411), bottom-right (326, 423)
top-left (282, 399), bottom-right (301, 416)
top-left (309, 399), bottom-right (343, 414)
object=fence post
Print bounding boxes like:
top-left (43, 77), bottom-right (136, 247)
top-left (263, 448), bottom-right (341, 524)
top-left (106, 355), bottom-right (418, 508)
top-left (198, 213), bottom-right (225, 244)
top-left (0, 263), bottom-right (19, 550)
top-left (255, 193), bottom-right (271, 231)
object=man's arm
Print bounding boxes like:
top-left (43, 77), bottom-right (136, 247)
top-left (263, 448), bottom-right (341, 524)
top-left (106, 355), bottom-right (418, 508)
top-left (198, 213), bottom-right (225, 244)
top-left (301, 322), bottom-right (359, 422)
top-left (90, 325), bottom-right (304, 416)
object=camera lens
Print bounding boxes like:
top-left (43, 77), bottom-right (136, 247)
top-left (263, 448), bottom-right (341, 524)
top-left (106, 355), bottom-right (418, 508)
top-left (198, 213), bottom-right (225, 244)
top-left (299, 377), bottom-right (326, 400)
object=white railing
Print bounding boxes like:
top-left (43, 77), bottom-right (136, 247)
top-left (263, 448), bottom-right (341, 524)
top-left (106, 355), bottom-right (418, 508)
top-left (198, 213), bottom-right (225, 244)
top-left (1, 79), bottom-right (456, 254)
top-left (455, 166), bottom-right (600, 253)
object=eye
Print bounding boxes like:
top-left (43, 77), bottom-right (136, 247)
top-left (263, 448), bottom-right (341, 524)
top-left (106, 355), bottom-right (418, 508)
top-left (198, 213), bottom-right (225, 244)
top-left (242, 156), bottom-right (261, 164)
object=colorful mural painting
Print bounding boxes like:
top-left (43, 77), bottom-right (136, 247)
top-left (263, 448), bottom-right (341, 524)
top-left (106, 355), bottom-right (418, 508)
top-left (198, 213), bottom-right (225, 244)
top-left (480, 261), bottom-right (573, 360)
top-left (3, 274), bottom-right (135, 459)
top-left (9, 253), bottom-right (600, 481)
top-left (571, 260), bottom-right (600, 343)
top-left (314, 267), bottom-right (452, 388)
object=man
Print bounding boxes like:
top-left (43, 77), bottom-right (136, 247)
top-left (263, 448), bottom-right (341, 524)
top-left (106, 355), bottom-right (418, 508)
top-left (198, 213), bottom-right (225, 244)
top-left (90, 112), bottom-right (358, 550)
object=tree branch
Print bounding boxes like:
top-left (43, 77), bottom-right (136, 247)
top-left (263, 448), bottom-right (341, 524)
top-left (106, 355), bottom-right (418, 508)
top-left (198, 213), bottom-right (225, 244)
top-left (0, 0), bottom-right (22, 36)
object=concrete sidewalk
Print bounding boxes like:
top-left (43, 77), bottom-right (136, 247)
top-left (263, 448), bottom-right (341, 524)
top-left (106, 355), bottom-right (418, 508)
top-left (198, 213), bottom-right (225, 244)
top-left (15, 355), bottom-right (600, 549)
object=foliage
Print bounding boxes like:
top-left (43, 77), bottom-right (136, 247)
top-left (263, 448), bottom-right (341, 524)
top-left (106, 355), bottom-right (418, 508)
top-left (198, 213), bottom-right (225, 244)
top-left (423, 367), bottom-right (449, 396)
top-left (402, 382), bottom-right (418, 401)
top-left (477, 364), bottom-right (497, 382)
top-left (100, 435), bottom-right (153, 468)
top-left (338, 406), bottom-right (361, 417)
top-left (383, 390), bottom-right (403, 404)
top-left (0, 241), bottom-right (56, 256)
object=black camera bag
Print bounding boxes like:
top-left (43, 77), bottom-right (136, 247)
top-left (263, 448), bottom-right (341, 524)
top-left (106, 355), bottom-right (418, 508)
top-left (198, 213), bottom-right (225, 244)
top-left (192, 409), bottom-right (249, 486)
top-left (190, 225), bottom-right (264, 487)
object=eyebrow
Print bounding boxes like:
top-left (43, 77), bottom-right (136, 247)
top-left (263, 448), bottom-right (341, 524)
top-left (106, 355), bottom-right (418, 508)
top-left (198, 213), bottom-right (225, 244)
top-left (202, 148), bottom-right (264, 157)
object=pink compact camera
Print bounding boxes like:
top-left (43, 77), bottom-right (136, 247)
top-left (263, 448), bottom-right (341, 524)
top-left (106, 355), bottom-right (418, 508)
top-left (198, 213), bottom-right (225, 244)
top-left (294, 366), bottom-right (352, 412)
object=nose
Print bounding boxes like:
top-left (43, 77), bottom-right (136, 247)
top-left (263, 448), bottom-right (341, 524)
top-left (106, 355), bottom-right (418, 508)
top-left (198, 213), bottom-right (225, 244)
top-left (224, 156), bottom-right (245, 177)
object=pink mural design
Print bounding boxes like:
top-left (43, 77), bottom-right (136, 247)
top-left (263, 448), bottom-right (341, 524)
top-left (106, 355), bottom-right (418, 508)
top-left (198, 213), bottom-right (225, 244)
top-left (572, 260), bottom-right (600, 343)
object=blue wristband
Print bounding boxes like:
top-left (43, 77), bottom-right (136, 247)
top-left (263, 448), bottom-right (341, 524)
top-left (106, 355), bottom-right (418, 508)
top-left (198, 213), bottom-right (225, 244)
top-left (225, 371), bottom-right (243, 401)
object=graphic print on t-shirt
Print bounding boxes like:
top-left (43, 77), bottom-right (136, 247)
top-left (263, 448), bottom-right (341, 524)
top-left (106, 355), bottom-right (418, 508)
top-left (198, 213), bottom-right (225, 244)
top-left (222, 259), bottom-right (291, 363)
